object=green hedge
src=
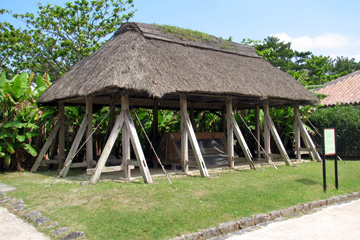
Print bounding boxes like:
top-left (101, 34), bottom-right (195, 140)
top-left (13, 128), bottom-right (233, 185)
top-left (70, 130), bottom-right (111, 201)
top-left (310, 105), bottom-right (360, 157)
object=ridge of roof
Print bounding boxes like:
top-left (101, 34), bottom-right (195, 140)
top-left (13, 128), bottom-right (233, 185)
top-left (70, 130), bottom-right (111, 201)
top-left (323, 69), bottom-right (360, 88)
top-left (115, 22), bottom-right (260, 58)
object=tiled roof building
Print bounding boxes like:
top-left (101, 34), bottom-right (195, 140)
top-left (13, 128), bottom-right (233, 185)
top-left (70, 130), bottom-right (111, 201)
top-left (316, 70), bottom-right (360, 106)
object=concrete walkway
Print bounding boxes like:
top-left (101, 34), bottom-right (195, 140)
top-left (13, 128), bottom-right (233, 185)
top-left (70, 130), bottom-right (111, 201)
top-left (223, 199), bottom-right (360, 240)
top-left (0, 182), bottom-right (50, 240)
top-left (0, 206), bottom-right (50, 240)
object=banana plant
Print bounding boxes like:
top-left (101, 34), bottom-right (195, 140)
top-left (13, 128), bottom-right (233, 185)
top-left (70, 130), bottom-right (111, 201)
top-left (0, 71), bottom-right (52, 170)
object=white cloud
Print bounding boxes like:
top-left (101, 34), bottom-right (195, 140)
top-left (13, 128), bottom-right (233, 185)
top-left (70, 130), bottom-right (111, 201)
top-left (349, 53), bottom-right (360, 61)
top-left (272, 33), bottom-right (360, 61)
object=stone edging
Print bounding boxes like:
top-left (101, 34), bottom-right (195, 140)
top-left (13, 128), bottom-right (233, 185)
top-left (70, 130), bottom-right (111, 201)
top-left (0, 192), bottom-right (85, 240)
top-left (171, 192), bottom-right (360, 240)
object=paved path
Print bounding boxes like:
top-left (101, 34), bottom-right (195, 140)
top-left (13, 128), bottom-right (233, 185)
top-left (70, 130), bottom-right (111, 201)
top-left (0, 182), bottom-right (50, 240)
top-left (223, 199), bottom-right (360, 240)
top-left (0, 183), bottom-right (17, 193)
top-left (0, 206), bottom-right (50, 240)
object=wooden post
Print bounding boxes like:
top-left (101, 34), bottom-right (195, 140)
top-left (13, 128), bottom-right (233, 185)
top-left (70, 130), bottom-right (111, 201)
top-left (124, 110), bottom-right (153, 183)
top-left (263, 104), bottom-right (292, 165)
top-left (89, 111), bottom-right (125, 184)
top-left (121, 96), bottom-right (131, 179)
top-left (61, 116), bottom-right (88, 177)
top-left (255, 106), bottom-right (261, 160)
top-left (294, 105), bottom-right (301, 160)
top-left (295, 115), bottom-right (322, 162)
top-left (265, 110), bottom-right (292, 166)
top-left (86, 97), bottom-right (94, 169)
top-left (181, 95), bottom-right (209, 177)
top-left (303, 134), bottom-right (315, 160)
top-left (31, 120), bottom-right (61, 172)
top-left (263, 104), bottom-right (272, 163)
top-left (184, 112), bottom-right (209, 177)
top-left (180, 96), bottom-right (189, 173)
top-left (226, 98), bottom-right (234, 168)
top-left (58, 102), bottom-right (65, 168)
top-left (230, 113), bottom-right (256, 169)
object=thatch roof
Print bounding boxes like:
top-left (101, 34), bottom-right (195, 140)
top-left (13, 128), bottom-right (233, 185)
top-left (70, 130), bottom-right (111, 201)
top-left (38, 22), bottom-right (318, 109)
top-left (315, 70), bottom-right (360, 106)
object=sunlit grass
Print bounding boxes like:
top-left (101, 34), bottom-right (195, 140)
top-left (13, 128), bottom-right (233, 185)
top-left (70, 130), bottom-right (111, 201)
top-left (1, 160), bottom-right (359, 239)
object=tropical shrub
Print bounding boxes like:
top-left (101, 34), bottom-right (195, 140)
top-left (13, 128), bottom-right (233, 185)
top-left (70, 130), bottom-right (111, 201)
top-left (0, 72), bottom-right (53, 171)
top-left (309, 105), bottom-right (360, 157)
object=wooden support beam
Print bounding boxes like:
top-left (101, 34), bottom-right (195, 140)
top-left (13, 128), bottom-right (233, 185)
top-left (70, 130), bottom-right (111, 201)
top-left (124, 110), bottom-right (153, 183)
top-left (180, 96), bottom-right (189, 173)
top-left (263, 104), bottom-right (272, 163)
top-left (58, 102), bottom-right (65, 169)
top-left (302, 135), bottom-right (315, 160)
top-left (121, 96), bottom-right (131, 179)
top-left (90, 95), bottom-right (153, 184)
top-left (109, 97), bottom-right (116, 156)
top-left (86, 165), bottom-right (135, 174)
top-left (31, 120), bottom-right (62, 172)
top-left (184, 112), bottom-right (209, 177)
top-left (185, 161), bottom-right (198, 167)
top-left (294, 105), bottom-right (301, 160)
top-left (255, 106), bottom-right (261, 160)
top-left (70, 161), bottom-right (96, 168)
top-left (264, 105), bottom-right (292, 166)
top-left (226, 98), bottom-right (234, 168)
top-left (86, 97), bottom-right (94, 169)
top-left (181, 95), bottom-right (209, 177)
top-left (295, 115), bottom-right (322, 162)
top-left (61, 116), bottom-right (88, 177)
top-left (89, 111), bottom-right (125, 184)
top-left (230, 113), bottom-right (256, 169)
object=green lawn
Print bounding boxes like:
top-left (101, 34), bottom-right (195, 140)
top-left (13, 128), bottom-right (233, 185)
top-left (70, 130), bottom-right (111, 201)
top-left (1, 160), bottom-right (360, 240)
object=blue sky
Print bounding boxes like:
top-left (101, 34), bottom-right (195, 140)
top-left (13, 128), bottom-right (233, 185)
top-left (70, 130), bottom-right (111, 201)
top-left (1, 0), bottom-right (360, 61)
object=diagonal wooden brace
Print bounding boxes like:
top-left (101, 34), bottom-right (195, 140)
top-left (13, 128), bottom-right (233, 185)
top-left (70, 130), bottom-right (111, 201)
top-left (230, 113), bottom-right (256, 169)
top-left (89, 111), bottom-right (125, 184)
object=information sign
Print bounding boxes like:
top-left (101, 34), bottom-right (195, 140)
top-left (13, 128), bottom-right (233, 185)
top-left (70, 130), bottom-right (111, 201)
top-left (324, 128), bottom-right (336, 155)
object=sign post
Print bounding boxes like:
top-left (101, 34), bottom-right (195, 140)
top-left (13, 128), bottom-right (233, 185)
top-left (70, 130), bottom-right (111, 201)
top-left (323, 128), bottom-right (338, 191)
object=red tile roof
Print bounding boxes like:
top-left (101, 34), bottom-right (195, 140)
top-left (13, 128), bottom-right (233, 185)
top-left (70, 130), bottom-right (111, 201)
top-left (315, 70), bottom-right (360, 106)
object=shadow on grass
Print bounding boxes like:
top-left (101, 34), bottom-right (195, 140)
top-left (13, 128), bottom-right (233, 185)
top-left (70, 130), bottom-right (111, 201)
top-left (295, 178), bottom-right (319, 185)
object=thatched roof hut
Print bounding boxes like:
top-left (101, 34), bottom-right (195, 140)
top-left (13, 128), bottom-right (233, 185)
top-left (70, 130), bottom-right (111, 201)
top-left (34, 23), bottom-right (322, 182)
top-left (38, 22), bottom-right (318, 109)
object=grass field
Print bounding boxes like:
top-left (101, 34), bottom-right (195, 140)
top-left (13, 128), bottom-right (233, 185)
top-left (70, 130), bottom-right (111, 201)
top-left (1, 160), bottom-right (360, 239)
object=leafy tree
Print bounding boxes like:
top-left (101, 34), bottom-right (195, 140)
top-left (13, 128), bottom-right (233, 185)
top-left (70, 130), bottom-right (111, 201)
top-left (252, 36), bottom-right (344, 86)
top-left (2, 0), bottom-right (135, 79)
top-left (254, 36), bottom-right (297, 72)
top-left (0, 10), bottom-right (32, 75)
top-left (302, 55), bottom-right (333, 85)
top-left (329, 56), bottom-right (360, 76)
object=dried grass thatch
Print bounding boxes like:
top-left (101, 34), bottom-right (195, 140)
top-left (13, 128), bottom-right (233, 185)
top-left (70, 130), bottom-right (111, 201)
top-left (38, 22), bottom-right (318, 108)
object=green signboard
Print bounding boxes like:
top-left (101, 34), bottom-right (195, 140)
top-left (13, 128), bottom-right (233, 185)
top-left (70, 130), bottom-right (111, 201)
top-left (324, 128), bottom-right (336, 155)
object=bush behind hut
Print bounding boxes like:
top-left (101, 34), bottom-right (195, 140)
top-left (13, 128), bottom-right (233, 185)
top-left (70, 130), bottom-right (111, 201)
top-left (310, 105), bottom-right (360, 158)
